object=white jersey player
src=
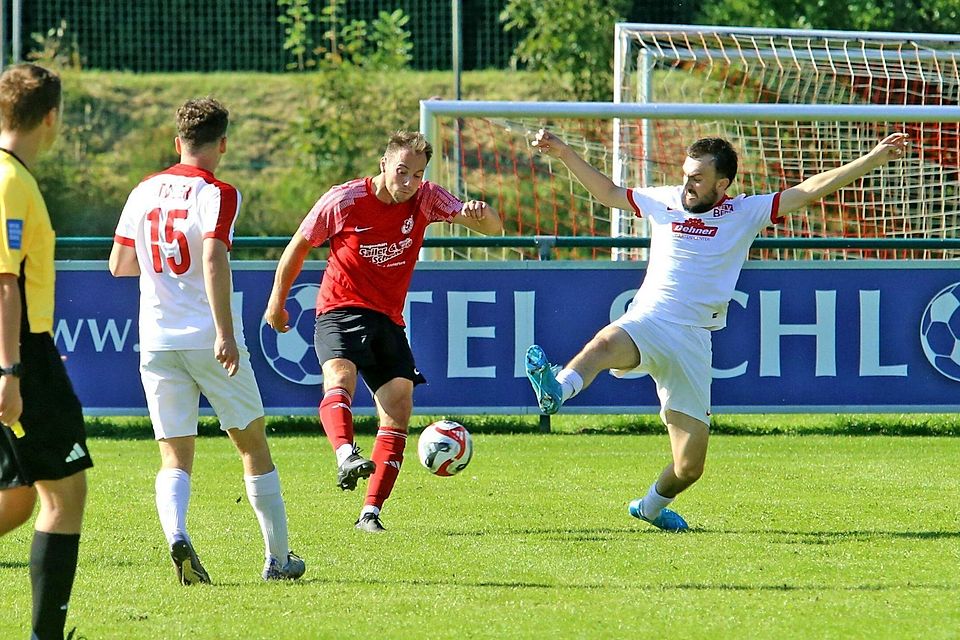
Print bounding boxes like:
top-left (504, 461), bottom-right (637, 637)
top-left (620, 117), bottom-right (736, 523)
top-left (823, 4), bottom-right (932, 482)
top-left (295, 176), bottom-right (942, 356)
top-left (109, 98), bottom-right (305, 583)
top-left (116, 163), bottom-right (246, 351)
top-left (524, 129), bottom-right (909, 531)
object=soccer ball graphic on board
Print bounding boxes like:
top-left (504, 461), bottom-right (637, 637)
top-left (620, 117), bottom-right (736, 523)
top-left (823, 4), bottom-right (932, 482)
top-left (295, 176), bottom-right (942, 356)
top-left (259, 284), bottom-right (323, 385)
top-left (418, 420), bottom-right (474, 476)
top-left (920, 282), bottom-right (960, 382)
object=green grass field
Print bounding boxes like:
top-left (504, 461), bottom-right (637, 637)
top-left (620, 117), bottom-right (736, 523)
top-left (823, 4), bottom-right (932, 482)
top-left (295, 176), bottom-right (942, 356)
top-left (2, 427), bottom-right (959, 639)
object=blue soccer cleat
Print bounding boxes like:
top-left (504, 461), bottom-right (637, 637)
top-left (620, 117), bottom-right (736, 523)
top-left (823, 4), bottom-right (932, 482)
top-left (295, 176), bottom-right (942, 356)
top-left (525, 345), bottom-right (563, 415)
top-left (628, 499), bottom-right (689, 532)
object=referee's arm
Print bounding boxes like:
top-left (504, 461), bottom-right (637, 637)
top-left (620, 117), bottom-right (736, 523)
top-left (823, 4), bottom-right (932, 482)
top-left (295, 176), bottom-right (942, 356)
top-left (0, 272), bottom-right (22, 427)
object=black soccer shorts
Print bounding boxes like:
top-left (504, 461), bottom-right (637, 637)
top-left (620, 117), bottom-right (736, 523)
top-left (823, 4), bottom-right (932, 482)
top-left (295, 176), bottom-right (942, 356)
top-left (0, 331), bottom-right (93, 488)
top-left (314, 307), bottom-right (426, 394)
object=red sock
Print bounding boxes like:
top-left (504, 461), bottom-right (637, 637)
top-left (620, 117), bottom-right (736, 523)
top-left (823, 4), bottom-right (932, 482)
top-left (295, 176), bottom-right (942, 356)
top-left (319, 387), bottom-right (354, 451)
top-left (365, 427), bottom-right (407, 510)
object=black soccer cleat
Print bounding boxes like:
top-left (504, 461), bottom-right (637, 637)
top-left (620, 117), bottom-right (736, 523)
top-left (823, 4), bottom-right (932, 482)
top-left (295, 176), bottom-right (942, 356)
top-left (354, 512), bottom-right (386, 533)
top-left (170, 538), bottom-right (212, 585)
top-left (337, 447), bottom-right (376, 491)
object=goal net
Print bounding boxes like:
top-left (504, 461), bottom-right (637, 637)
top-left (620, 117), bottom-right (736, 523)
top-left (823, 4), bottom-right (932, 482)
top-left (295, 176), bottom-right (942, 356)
top-left (614, 24), bottom-right (960, 259)
top-left (424, 112), bottom-right (623, 261)
top-left (421, 25), bottom-right (960, 261)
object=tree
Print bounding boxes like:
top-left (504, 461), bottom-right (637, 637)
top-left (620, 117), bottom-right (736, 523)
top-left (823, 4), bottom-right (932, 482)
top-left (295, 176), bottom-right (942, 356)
top-left (501, 0), bottom-right (631, 102)
top-left (277, 0), bottom-right (316, 71)
top-left (696, 0), bottom-right (960, 33)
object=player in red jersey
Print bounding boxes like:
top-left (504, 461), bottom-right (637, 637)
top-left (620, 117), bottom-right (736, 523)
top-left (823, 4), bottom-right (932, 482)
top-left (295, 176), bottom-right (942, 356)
top-left (265, 131), bottom-right (502, 532)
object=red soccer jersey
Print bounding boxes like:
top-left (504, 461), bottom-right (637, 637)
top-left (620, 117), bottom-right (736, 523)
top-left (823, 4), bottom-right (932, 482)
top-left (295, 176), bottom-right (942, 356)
top-left (298, 177), bottom-right (462, 325)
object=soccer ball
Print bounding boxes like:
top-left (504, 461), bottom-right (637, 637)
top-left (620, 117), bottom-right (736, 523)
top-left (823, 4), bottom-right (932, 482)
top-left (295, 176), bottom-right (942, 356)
top-left (259, 284), bottom-right (323, 385)
top-left (417, 420), bottom-right (473, 476)
top-left (920, 282), bottom-right (960, 382)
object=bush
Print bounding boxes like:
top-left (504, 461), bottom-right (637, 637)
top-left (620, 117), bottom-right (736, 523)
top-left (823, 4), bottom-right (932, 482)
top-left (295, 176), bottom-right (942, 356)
top-left (500, 0), bottom-right (630, 101)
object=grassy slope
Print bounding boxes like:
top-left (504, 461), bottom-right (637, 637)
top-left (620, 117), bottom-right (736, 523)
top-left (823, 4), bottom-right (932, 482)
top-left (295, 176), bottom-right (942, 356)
top-left (43, 69), bottom-right (568, 239)
top-left (2, 433), bottom-right (958, 639)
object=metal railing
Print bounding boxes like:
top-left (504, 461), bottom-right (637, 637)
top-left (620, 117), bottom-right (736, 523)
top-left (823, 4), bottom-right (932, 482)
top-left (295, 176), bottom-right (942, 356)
top-left (58, 236), bottom-right (960, 262)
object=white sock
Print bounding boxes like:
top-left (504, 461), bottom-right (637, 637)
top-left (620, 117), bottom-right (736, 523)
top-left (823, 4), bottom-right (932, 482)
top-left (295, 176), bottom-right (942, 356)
top-left (335, 443), bottom-right (355, 466)
top-left (245, 468), bottom-right (290, 561)
top-left (155, 468), bottom-right (191, 546)
top-left (360, 505), bottom-right (380, 518)
top-left (556, 369), bottom-right (583, 402)
top-left (640, 482), bottom-right (674, 520)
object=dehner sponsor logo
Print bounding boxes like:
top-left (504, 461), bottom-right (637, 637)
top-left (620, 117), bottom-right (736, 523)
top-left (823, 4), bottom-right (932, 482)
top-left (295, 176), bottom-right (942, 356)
top-left (671, 218), bottom-right (718, 237)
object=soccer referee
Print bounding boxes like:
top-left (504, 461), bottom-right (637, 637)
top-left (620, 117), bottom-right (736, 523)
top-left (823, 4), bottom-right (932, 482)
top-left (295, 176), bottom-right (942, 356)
top-left (0, 63), bottom-right (92, 640)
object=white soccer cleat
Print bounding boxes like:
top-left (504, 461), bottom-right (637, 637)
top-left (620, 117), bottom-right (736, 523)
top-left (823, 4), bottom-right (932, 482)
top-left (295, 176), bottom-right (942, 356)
top-left (262, 552), bottom-right (306, 581)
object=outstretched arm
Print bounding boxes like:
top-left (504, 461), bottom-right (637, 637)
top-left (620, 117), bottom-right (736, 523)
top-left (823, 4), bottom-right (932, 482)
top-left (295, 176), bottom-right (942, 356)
top-left (778, 132), bottom-right (909, 216)
top-left (532, 129), bottom-right (632, 211)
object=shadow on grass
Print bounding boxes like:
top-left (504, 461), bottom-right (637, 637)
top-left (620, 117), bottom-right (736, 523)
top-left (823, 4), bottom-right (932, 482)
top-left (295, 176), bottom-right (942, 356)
top-left (440, 525), bottom-right (960, 545)
top-left (440, 526), bottom-right (696, 539)
top-left (760, 529), bottom-right (960, 544)
top-left (664, 582), bottom-right (958, 592)
top-left (234, 574), bottom-right (959, 593)
top-left (0, 560), bottom-right (29, 569)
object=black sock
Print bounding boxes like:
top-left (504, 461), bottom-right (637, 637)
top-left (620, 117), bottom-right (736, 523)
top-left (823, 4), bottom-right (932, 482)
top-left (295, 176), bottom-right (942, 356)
top-left (30, 531), bottom-right (80, 640)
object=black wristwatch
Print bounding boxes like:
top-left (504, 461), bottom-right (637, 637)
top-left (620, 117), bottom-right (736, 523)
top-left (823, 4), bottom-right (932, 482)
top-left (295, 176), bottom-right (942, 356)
top-left (0, 363), bottom-right (23, 378)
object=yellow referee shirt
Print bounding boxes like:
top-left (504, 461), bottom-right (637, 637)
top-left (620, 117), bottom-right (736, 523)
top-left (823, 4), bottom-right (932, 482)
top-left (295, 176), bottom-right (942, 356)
top-left (0, 149), bottom-right (55, 334)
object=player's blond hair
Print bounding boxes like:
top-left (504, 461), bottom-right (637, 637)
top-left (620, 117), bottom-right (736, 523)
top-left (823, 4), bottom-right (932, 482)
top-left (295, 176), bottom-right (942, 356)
top-left (385, 130), bottom-right (432, 164)
top-left (176, 97), bottom-right (229, 149)
top-left (0, 64), bottom-right (61, 132)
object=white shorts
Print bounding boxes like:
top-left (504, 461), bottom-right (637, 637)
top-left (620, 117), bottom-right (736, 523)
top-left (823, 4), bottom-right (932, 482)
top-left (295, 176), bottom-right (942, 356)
top-left (611, 311), bottom-right (712, 425)
top-left (140, 348), bottom-right (265, 440)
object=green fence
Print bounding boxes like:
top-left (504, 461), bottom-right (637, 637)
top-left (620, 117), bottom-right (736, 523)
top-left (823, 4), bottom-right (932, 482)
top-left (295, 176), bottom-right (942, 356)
top-left (18, 0), bottom-right (695, 72)
top-left (23, 0), bottom-right (514, 72)
top-left (57, 236), bottom-right (960, 262)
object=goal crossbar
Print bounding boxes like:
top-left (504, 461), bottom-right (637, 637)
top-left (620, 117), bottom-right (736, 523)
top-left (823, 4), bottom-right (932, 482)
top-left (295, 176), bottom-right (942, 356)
top-left (616, 22), bottom-right (960, 44)
top-left (421, 100), bottom-right (958, 126)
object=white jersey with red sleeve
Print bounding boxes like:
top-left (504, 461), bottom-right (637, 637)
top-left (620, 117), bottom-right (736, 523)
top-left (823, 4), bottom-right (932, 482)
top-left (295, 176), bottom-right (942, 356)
top-left (114, 163), bottom-right (244, 350)
top-left (298, 177), bottom-right (462, 325)
top-left (625, 185), bottom-right (782, 330)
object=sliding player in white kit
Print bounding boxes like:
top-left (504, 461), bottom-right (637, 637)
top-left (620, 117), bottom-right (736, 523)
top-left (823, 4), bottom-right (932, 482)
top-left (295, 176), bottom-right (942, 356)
top-left (109, 98), bottom-right (304, 582)
top-left (525, 129), bottom-right (909, 531)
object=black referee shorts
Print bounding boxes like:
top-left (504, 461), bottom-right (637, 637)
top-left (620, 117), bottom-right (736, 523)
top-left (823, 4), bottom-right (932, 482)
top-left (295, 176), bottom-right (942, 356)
top-left (0, 331), bottom-right (93, 488)
top-left (314, 307), bottom-right (426, 394)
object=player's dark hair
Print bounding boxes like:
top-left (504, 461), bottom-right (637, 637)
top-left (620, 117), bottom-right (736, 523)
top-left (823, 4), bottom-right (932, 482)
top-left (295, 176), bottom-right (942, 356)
top-left (687, 137), bottom-right (738, 183)
top-left (0, 64), bottom-right (61, 132)
top-left (385, 130), bottom-right (433, 164)
top-left (176, 98), bottom-right (229, 149)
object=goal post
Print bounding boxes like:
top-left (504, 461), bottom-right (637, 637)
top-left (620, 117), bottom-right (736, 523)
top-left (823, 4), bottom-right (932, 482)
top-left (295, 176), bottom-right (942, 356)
top-left (420, 99), bottom-right (960, 261)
